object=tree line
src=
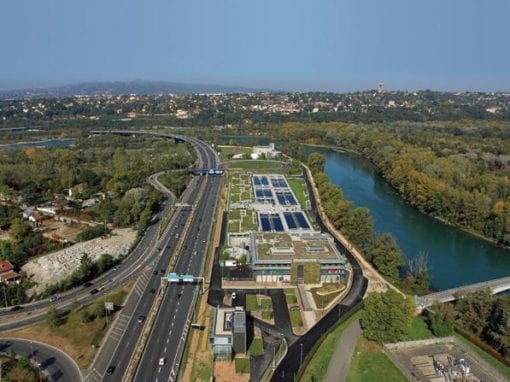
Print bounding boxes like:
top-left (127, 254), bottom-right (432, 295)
top-left (271, 121), bottom-right (510, 247)
top-left (308, 153), bottom-right (430, 295)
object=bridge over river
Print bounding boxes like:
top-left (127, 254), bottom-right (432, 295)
top-left (415, 276), bottom-right (510, 311)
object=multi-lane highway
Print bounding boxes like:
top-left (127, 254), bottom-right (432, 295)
top-left (80, 132), bottom-right (221, 381)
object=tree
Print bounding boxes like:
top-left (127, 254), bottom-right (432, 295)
top-left (17, 355), bottom-right (31, 370)
top-left (361, 290), bottom-right (414, 343)
top-left (427, 303), bottom-right (455, 337)
top-left (367, 234), bottom-right (404, 282)
top-left (97, 254), bottom-right (115, 274)
top-left (9, 218), bottom-right (32, 244)
top-left (307, 153), bottom-right (326, 174)
top-left (46, 306), bottom-right (61, 329)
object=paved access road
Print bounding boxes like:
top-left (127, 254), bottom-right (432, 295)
top-left (0, 338), bottom-right (82, 381)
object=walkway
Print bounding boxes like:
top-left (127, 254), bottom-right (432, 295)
top-left (324, 320), bottom-right (362, 382)
top-left (416, 275), bottom-right (510, 311)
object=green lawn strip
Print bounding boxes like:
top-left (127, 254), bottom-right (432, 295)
top-left (262, 311), bottom-right (273, 320)
top-left (260, 298), bottom-right (273, 310)
top-left (249, 337), bottom-right (264, 356)
top-left (455, 334), bottom-right (510, 380)
top-left (246, 295), bottom-right (258, 311)
top-left (299, 311), bottom-right (361, 382)
top-left (346, 339), bottom-right (407, 382)
top-left (240, 212), bottom-right (258, 231)
top-left (227, 221), bottom-right (240, 233)
top-left (228, 160), bottom-right (284, 170)
top-left (218, 145), bottom-right (253, 156)
top-left (229, 209), bottom-right (241, 220)
top-left (310, 283), bottom-right (342, 309)
top-left (289, 310), bottom-right (303, 328)
top-left (284, 288), bottom-right (298, 304)
top-left (235, 358), bottom-right (250, 374)
top-left (287, 178), bottom-right (308, 209)
top-left (405, 315), bottom-right (434, 341)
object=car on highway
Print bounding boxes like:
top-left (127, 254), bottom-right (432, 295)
top-left (149, 288), bottom-right (156, 294)
top-left (10, 305), bottom-right (22, 312)
top-left (89, 288), bottom-right (99, 295)
top-left (83, 281), bottom-right (92, 288)
top-left (106, 365), bottom-right (115, 375)
top-left (138, 315), bottom-right (145, 323)
top-left (159, 357), bottom-right (166, 366)
top-left (48, 295), bottom-right (61, 303)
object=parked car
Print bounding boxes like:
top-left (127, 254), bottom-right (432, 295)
top-left (231, 292), bottom-right (236, 300)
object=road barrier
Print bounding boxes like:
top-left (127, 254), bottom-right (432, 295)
top-left (122, 203), bottom-right (195, 382)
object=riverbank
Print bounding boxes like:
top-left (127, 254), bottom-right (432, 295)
top-left (305, 143), bottom-right (509, 250)
top-left (303, 162), bottom-right (403, 296)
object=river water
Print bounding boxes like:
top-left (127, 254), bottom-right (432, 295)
top-left (304, 146), bottom-right (510, 291)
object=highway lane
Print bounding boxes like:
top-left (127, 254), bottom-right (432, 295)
top-left (134, 145), bottom-right (221, 382)
top-left (0, 132), bottom-right (211, 330)
top-left (0, 338), bottom-right (82, 381)
top-left (87, 135), bottom-right (218, 381)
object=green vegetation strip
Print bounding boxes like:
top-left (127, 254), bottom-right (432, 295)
top-left (249, 338), bottom-right (264, 356)
top-left (299, 310), bottom-right (361, 382)
top-left (235, 358), bottom-right (250, 374)
top-left (287, 178), bottom-right (308, 209)
top-left (289, 310), bottom-right (303, 328)
top-left (405, 315), bottom-right (434, 341)
top-left (346, 338), bottom-right (407, 382)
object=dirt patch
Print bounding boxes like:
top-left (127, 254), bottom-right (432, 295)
top-left (41, 219), bottom-right (89, 242)
top-left (214, 360), bottom-right (250, 382)
top-left (22, 228), bottom-right (136, 293)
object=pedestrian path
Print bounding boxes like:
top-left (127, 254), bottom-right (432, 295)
top-left (325, 319), bottom-right (362, 382)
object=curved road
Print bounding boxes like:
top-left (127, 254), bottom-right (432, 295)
top-left (0, 338), bottom-right (82, 381)
top-left (0, 131), bottom-right (215, 331)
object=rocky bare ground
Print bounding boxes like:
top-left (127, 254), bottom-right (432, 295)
top-left (22, 228), bottom-right (136, 293)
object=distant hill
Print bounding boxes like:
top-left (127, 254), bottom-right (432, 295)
top-left (0, 80), bottom-right (272, 99)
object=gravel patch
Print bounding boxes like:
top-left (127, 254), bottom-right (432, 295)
top-left (22, 228), bottom-right (136, 292)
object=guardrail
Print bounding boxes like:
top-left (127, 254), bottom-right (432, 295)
top-left (122, 203), bottom-right (195, 382)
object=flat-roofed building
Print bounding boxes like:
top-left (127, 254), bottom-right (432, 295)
top-left (209, 306), bottom-right (247, 360)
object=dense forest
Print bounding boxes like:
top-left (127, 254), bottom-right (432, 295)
top-left (271, 121), bottom-right (510, 247)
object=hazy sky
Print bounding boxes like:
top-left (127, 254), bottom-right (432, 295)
top-left (1, 0), bottom-right (509, 92)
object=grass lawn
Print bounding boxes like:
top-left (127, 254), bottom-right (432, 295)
top-left (249, 338), bottom-right (264, 356)
top-left (227, 221), bottom-right (240, 233)
top-left (262, 311), bottom-right (273, 320)
top-left (229, 208), bottom-right (241, 220)
top-left (455, 334), bottom-right (510, 380)
top-left (240, 212), bottom-right (258, 231)
top-left (228, 160), bottom-right (284, 170)
top-left (218, 145), bottom-right (253, 155)
top-left (260, 298), bottom-right (273, 309)
top-left (246, 294), bottom-right (258, 311)
top-left (289, 310), bottom-right (304, 328)
top-left (284, 289), bottom-right (298, 304)
top-left (2, 283), bottom-right (131, 368)
top-left (235, 358), bottom-right (250, 374)
top-left (406, 315), bottom-right (434, 341)
top-left (346, 337), bottom-right (407, 382)
top-left (310, 283), bottom-right (344, 308)
top-left (287, 178), bottom-right (308, 209)
top-left (299, 311), bottom-right (361, 382)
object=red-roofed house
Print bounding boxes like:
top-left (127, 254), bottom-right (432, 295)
top-left (0, 260), bottom-right (19, 283)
